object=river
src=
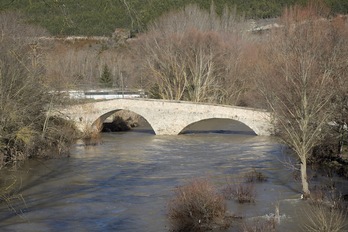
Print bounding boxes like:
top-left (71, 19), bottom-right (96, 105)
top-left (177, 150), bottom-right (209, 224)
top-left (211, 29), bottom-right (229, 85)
top-left (0, 119), bottom-right (347, 231)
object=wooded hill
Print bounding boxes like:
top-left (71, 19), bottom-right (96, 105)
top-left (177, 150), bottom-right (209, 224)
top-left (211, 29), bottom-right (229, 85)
top-left (1, 0), bottom-right (347, 36)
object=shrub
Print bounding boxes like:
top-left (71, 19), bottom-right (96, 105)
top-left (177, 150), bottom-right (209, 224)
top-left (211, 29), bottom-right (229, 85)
top-left (244, 169), bottom-right (268, 183)
top-left (222, 182), bottom-right (256, 203)
top-left (81, 125), bottom-right (102, 146)
top-left (302, 184), bottom-right (348, 231)
top-left (309, 184), bottom-right (347, 210)
top-left (0, 12), bottom-right (78, 166)
top-left (34, 117), bottom-right (79, 157)
top-left (309, 186), bottom-right (326, 205)
top-left (241, 218), bottom-right (277, 232)
top-left (168, 178), bottom-right (230, 231)
top-left (301, 203), bottom-right (347, 232)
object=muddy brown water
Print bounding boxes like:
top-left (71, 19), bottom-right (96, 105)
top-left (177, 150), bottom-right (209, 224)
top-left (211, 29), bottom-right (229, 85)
top-left (0, 119), bottom-right (347, 231)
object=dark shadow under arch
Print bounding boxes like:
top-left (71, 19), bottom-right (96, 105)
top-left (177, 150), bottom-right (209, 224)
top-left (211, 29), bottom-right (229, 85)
top-left (179, 118), bottom-right (257, 135)
top-left (92, 109), bottom-right (155, 134)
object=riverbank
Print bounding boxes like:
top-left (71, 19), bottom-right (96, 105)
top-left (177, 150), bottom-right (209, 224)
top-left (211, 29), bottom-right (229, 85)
top-left (311, 144), bottom-right (348, 178)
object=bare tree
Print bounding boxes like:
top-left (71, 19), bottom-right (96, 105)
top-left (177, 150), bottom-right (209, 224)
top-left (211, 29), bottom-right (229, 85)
top-left (134, 4), bottom-right (250, 103)
top-left (182, 29), bottom-right (231, 102)
top-left (257, 2), bottom-right (345, 197)
top-left (329, 15), bottom-right (348, 154)
top-left (0, 12), bottom-right (76, 166)
top-left (135, 30), bottom-right (189, 100)
top-left (42, 40), bottom-right (136, 90)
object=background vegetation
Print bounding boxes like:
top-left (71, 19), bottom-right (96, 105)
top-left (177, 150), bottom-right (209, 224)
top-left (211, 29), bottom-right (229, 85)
top-left (0, 0), bottom-right (347, 36)
top-left (0, 2), bottom-right (347, 229)
top-left (0, 0), bottom-right (347, 199)
top-left (257, 1), bottom-right (348, 197)
top-left (0, 12), bottom-right (78, 167)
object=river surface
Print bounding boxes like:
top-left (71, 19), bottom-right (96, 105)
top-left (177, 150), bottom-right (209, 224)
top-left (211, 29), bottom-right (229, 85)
top-left (0, 119), bottom-right (347, 231)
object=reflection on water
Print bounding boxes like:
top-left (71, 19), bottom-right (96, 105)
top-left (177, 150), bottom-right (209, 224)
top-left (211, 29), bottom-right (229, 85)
top-left (0, 119), bottom-right (346, 231)
top-left (180, 118), bottom-right (257, 135)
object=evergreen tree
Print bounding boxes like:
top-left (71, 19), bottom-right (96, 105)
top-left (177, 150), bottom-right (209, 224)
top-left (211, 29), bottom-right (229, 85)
top-left (100, 64), bottom-right (113, 88)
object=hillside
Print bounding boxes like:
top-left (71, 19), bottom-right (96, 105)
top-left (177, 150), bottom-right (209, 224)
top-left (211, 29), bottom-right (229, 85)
top-left (1, 0), bottom-right (347, 36)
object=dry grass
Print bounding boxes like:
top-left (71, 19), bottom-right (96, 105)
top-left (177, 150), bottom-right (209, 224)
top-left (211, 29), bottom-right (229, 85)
top-left (0, 176), bottom-right (26, 216)
top-left (301, 203), bottom-right (347, 232)
top-left (222, 182), bottom-right (256, 204)
top-left (168, 178), bottom-right (230, 231)
top-left (241, 218), bottom-right (277, 232)
top-left (80, 122), bottom-right (102, 146)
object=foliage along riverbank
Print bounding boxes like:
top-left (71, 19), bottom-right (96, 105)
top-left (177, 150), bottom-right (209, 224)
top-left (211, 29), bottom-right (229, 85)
top-left (311, 144), bottom-right (348, 179)
top-left (0, 13), bottom-right (80, 168)
top-left (0, 0), bottom-right (347, 204)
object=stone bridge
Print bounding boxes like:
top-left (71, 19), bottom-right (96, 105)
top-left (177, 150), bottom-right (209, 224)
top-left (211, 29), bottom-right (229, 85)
top-left (55, 99), bottom-right (273, 136)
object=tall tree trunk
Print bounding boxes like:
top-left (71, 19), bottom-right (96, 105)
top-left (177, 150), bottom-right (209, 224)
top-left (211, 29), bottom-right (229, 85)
top-left (301, 158), bottom-right (310, 198)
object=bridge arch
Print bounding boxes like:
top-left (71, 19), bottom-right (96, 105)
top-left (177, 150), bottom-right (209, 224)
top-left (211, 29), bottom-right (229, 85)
top-left (179, 118), bottom-right (257, 135)
top-left (91, 109), bottom-right (155, 133)
top-left (92, 109), bottom-right (119, 127)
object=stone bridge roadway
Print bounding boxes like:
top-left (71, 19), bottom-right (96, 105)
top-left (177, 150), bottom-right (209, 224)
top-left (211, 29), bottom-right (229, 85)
top-left (55, 98), bottom-right (273, 136)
